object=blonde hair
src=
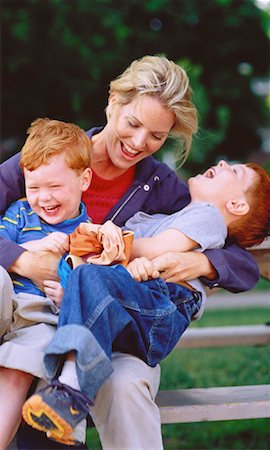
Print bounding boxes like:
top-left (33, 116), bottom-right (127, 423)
top-left (20, 118), bottom-right (91, 173)
top-left (109, 55), bottom-right (198, 164)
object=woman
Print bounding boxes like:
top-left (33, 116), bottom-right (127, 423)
top-left (0, 55), bottom-right (259, 450)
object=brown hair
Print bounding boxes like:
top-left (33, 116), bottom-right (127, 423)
top-left (228, 163), bottom-right (270, 247)
top-left (20, 118), bottom-right (91, 173)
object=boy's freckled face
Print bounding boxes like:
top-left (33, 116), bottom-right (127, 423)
top-left (188, 162), bottom-right (256, 206)
top-left (24, 153), bottom-right (85, 224)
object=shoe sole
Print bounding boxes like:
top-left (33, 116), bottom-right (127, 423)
top-left (22, 394), bottom-right (77, 445)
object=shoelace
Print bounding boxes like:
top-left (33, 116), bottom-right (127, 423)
top-left (40, 380), bottom-right (93, 412)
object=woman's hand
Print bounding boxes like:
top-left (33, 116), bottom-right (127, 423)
top-left (43, 280), bottom-right (64, 307)
top-left (151, 251), bottom-right (217, 283)
top-left (9, 251), bottom-right (61, 289)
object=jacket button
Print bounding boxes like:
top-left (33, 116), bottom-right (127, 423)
top-left (143, 184), bottom-right (150, 191)
top-left (154, 176), bottom-right (160, 182)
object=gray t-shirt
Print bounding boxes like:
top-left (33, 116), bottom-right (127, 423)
top-left (125, 202), bottom-right (227, 319)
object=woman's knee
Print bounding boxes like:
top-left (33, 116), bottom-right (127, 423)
top-left (109, 353), bottom-right (160, 399)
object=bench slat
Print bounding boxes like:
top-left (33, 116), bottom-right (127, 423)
top-left (177, 324), bottom-right (270, 349)
top-left (157, 385), bottom-right (270, 423)
top-left (248, 237), bottom-right (270, 280)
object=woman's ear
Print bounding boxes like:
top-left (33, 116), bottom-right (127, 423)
top-left (226, 199), bottom-right (250, 216)
top-left (81, 168), bottom-right (92, 192)
top-left (108, 92), bottom-right (118, 105)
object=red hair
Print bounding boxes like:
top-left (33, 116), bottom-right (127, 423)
top-left (20, 118), bottom-right (91, 173)
top-left (228, 163), bottom-right (270, 248)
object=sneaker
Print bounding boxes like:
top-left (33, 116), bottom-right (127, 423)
top-left (22, 381), bottom-right (92, 446)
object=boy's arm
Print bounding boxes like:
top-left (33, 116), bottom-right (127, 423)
top-left (131, 228), bottom-right (198, 260)
top-left (21, 232), bottom-right (69, 255)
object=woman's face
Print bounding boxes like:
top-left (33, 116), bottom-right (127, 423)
top-left (105, 94), bottom-right (175, 170)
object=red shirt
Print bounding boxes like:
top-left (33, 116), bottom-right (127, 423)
top-left (82, 166), bottom-right (135, 224)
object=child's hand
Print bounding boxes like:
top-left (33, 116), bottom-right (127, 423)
top-left (37, 232), bottom-right (70, 255)
top-left (43, 280), bottom-right (64, 307)
top-left (127, 257), bottom-right (160, 282)
top-left (21, 232), bottom-right (69, 255)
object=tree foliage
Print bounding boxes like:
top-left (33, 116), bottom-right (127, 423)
top-left (1, 0), bottom-right (269, 172)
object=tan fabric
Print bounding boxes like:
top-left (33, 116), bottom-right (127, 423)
top-left (90, 352), bottom-right (163, 450)
top-left (0, 266), bottom-right (14, 337)
top-left (69, 222), bottom-right (134, 268)
top-left (0, 285), bottom-right (58, 379)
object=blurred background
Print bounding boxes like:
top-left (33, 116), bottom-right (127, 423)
top-left (1, 0), bottom-right (270, 177)
top-left (1, 3), bottom-right (270, 449)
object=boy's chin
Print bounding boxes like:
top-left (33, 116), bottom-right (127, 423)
top-left (39, 213), bottom-right (63, 225)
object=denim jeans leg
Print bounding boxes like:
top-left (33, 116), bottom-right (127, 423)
top-left (44, 264), bottom-right (174, 397)
top-left (45, 264), bottom-right (201, 399)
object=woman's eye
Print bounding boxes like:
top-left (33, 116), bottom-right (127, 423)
top-left (152, 134), bottom-right (162, 141)
top-left (128, 121), bottom-right (138, 128)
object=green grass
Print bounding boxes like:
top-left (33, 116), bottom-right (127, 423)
top-left (255, 277), bottom-right (270, 291)
top-left (86, 306), bottom-right (270, 449)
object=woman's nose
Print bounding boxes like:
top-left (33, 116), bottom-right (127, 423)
top-left (133, 130), bottom-right (147, 149)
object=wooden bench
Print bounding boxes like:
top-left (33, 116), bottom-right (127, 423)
top-left (176, 324), bottom-right (270, 349)
top-left (156, 238), bottom-right (270, 424)
top-left (157, 385), bottom-right (270, 423)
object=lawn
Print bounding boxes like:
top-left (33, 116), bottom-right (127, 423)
top-left (86, 302), bottom-right (270, 449)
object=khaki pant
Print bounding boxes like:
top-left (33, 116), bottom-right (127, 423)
top-left (91, 352), bottom-right (163, 450)
top-left (0, 267), bottom-right (57, 379)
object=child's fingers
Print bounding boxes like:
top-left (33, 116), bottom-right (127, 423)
top-left (45, 232), bottom-right (69, 252)
top-left (43, 280), bottom-right (64, 306)
top-left (127, 257), bottom-right (154, 282)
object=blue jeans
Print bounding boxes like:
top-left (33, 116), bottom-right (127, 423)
top-left (44, 264), bottom-right (202, 401)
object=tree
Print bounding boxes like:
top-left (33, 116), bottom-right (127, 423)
top-left (1, 0), bottom-right (269, 172)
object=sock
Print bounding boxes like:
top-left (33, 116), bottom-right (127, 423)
top-left (58, 360), bottom-right (81, 391)
top-left (72, 418), bottom-right (87, 443)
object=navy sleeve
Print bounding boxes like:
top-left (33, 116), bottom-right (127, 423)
top-left (0, 235), bottom-right (25, 269)
top-left (0, 152), bottom-right (26, 268)
top-left (0, 152), bottom-right (25, 213)
top-left (201, 242), bottom-right (260, 292)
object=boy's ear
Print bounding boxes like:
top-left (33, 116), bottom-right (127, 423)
top-left (81, 168), bottom-right (92, 192)
top-left (226, 199), bottom-right (250, 216)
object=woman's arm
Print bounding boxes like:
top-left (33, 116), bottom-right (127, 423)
top-left (151, 251), bottom-right (216, 283)
top-left (202, 242), bottom-right (260, 292)
top-left (0, 153), bottom-right (24, 213)
top-left (0, 153), bottom-right (60, 286)
top-left (9, 251), bottom-right (60, 289)
top-left (0, 152), bottom-right (30, 270)
top-left (152, 244), bottom-right (259, 293)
